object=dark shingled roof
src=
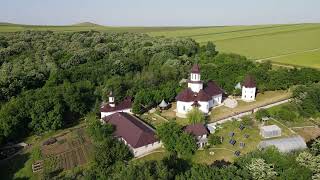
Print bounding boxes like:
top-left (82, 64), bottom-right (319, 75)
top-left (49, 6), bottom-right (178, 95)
top-left (103, 112), bottom-right (158, 148)
top-left (184, 123), bottom-right (209, 136)
top-left (204, 81), bottom-right (224, 96)
top-left (175, 82), bottom-right (223, 102)
top-left (100, 97), bottom-right (133, 113)
top-left (176, 88), bottom-right (195, 102)
top-left (243, 75), bottom-right (256, 88)
top-left (197, 89), bottom-right (212, 101)
top-left (191, 64), bottom-right (200, 74)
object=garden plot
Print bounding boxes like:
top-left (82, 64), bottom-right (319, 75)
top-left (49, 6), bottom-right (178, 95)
top-left (41, 128), bottom-right (93, 171)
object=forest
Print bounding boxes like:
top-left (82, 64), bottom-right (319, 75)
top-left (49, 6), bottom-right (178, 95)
top-left (0, 30), bottom-right (320, 146)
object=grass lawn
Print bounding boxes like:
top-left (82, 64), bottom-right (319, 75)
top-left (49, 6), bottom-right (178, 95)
top-left (269, 49), bottom-right (320, 69)
top-left (210, 90), bottom-right (291, 122)
top-left (134, 150), bottom-right (168, 163)
top-left (140, 113), bottom-right (168, 128)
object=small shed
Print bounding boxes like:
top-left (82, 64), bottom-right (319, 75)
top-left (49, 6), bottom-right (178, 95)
top-left (158, 100), bottom-right (169, 110)
top-left (258, 136), bottom-right (307, 153)
top-left (260, 125), bottom-right (281, 138)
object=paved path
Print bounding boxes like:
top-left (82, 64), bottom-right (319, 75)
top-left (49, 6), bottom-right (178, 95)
top-left (291, 125), bottom-right (318, 129)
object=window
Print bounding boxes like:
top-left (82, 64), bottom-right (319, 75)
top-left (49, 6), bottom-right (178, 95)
top-left (183, 106), bottom-right (185, 111)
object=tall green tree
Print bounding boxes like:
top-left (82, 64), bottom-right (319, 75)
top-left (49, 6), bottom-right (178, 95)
top-left (186, 108), bottom-right (205, 125)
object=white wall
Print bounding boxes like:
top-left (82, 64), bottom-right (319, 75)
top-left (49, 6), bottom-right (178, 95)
top-left (177, 101), bottom-right (193, 114)
top-left (101, 108), bottom-right (132, 119)
top-left (177, 101), bottom-right (210, 115)
top-left (212, 94), bottom-right (222, 106)
top-left (188, 82), bottom-right (203, 93)
top-left (198, 101), bottom-right (209, 114)
top-left (132, 141), bottom-right (162, 157)
top-left (241, 87), bottom-right (256, 101)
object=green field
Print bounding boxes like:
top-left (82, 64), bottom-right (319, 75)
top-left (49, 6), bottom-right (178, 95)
top-left (267, 49), bottom-right (320, 69)
top-left (1, 22), bottom-right (320, 68)
top-left (148, 23), bottom-right (320, 60)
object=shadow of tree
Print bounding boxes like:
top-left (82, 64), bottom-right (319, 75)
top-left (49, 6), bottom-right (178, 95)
top-left (0, 153), bottom-right (30, 180)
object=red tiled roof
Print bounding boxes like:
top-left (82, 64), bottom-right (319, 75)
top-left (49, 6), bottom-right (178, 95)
top-left (197, 89), bottom-right (212, 101)
top-left (184, 123), bottom-right (209, 136)
top-left (191, 64), bottom-right (200, 74)
top-left (176, 88), bottom-right (195, 102)
top-left (176, 87), bottom-right (216, 102)
top-left (100, 97), bottom-right (132, 112)
top-left (103, 112), bottom-right (158, 148)
top-left (204, 81), bottom-right (224, 96)
top-left (243, 75), bottom-right (256, 88)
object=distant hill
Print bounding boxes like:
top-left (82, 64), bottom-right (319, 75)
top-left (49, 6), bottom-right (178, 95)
top-left (72, 22), bottom-right (103, 27)
top-left (0, 22), bottom-right (20, 26)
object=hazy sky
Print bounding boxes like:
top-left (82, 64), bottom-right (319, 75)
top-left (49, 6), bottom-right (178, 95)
top-left (1, 0), bottom-right (320, 26)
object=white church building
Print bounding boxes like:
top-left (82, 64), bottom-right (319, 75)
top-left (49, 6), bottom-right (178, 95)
top-left (176, 64), bottom-right (224, 117)
top-left (241, 75), bottom-right (257, 102)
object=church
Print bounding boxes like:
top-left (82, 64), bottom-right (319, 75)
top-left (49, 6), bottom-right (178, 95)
top-left (176, 64), bottom-right (224, 117)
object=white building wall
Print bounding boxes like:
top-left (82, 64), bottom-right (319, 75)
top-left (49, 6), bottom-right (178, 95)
top-left (177, 101), bottom-right (193, 114)
top-left (241, 87), bottom-right (256, 102)
top-left (101, 108), bottom-right (132, 119)
top-left (188, 82), bottom-right (203, 93)
top-left (132, 141), bottom-right (162, 157)
top-left (212, 94), bottom-right (223, 106)
top-left (198, 101), bottom-right (209, 114)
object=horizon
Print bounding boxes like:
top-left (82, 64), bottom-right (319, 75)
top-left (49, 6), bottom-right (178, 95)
top-left (2, 0), bottom-right (320, 26)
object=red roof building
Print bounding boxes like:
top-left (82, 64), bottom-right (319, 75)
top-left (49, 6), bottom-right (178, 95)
top-left (184, 123), bottom-right (209, 137)
top-left (176, 64), bottom-right (224, 117)
top-left (103, 112), bottom-right (158, 148)
top-left (100, 96), bottom-right (133, 113)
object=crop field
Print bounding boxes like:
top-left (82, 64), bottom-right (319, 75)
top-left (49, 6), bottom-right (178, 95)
top-left (149, 23), bottom-right (320, 58)
top-left (0, 23), bottom-right (196, 33)
top-left (1, 22), bottom-right (320, 68)
top-left (267, 49), bottom-right (320, 69)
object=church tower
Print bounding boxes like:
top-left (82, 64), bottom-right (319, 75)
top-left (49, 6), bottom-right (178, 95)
top-left (241, 75), bottom-right (256, 102)
top-left (108, 91), bottom-right (115, 107)
top-left (188, 64), bottom-right (203, 93)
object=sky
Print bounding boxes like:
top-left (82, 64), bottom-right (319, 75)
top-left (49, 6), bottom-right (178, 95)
top-left (1, 0), bottom-right (320, 26)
